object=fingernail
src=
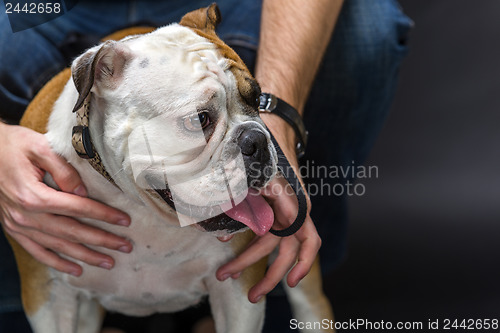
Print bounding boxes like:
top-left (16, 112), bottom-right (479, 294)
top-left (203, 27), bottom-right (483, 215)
top-left (254, 295), bottom-right (263, 302)
top-left (99, 261), bottom-right (113, 270)
top-left (73, 185), bottom-right (87, 197)
top-left (220, 273), bottom-right (230, 281)
top-left (118, 245), bottom-right (132, 253)
top-left (69, 270), bottom-right (81, 277)
top-left (231, 272), bottom-right (241, 279)
top-left (117, 219), bottom-right (130, 227)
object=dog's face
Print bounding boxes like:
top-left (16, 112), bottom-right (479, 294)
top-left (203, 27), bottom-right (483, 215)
top-left (70, 5), bottom-right (277, 237)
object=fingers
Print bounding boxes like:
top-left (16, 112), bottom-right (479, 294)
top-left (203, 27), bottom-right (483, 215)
top-left (28, 228), bottom-right (117, 270)
top-left (27, 134), bottom-right (87, 196)
top-left (4, 211), bottom-right (133, 272)
top-left (28, 213), bottom-right (133, 253)
top-left (286, 217), bottom-right (322, 287)
top-left (248, 238), bottom-right (300, 303)
top-left (216, 234), bottom-right (279, 281)
top-left (261, 175), bottom-right (293, 203)
top-left (33, 184), bottom-right (130, 226)
top-left (4, 205), bottom-right (132, 253)
top-left (261, 175), bottom-right (305, 230)
top-left (36, 148), bottom-right (87, 196)
top-left (10, 223), bottom-right (123, 274)
top-left (13, 232), bottom-right (83, 276)
top-left (216, 215), bottom-right (321, 302)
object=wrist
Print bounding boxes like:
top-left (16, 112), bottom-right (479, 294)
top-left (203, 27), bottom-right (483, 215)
top-left (261, 113), bottom-right (297, 163)
top-left (258, 83), bottom-right (304, 114)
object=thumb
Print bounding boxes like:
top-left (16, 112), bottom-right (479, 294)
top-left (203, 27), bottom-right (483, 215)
top-left (34, 143), bottom-right (87, 197)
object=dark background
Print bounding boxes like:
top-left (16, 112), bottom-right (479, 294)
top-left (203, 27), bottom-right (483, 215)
top-left (325, 0), bottom-right (500, 329)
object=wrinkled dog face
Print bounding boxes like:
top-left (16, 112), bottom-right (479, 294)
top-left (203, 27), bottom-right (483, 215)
top-left (71, 5), bottom-right (277, 236)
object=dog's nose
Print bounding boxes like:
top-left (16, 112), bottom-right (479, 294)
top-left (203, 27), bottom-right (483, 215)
top-left (237, 129), bottom-right (272, 188)
top-left (238, 129), bottom-right (267, 158)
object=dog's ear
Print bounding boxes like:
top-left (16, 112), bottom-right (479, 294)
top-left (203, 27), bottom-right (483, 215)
top-left (72, 41), bottom-right (133, 112)
top-left (179, 3), bottom-right (221, 34)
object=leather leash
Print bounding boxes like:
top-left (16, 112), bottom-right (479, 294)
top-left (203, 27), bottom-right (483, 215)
top-left (259, 93), bottom-right (309, 237)
top-left (268, 133), bottom-right (308, 237)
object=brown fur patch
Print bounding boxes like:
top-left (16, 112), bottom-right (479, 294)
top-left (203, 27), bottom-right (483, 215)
top-left (178, 4), bottom-right (221, 32)
top-left (20, 68), bottom-right (71, 133)
top-left (230, 231), bottom-right (267, 295)
top-left (180, 4), bottom-right (261, 115)
top-left (4, 234), bottom-right (50, 315)
top-left (294, 256), bottom-right (335, 325)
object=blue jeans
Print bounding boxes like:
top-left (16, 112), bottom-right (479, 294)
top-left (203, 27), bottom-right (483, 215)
top-left (0, 0), bottom-right (412, 329)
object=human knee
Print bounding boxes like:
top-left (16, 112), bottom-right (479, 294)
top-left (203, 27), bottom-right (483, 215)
top-left (335, 0), bottom-right (413, 66)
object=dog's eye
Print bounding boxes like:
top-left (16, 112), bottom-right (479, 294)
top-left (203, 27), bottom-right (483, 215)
top-left (183, 111), bottom-right (210, 131)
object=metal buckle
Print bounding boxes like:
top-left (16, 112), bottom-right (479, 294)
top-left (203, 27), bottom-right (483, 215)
top-left (259, 93), bottom-right (277, 113)
top-left (72, 125), bottom-right (95, 159)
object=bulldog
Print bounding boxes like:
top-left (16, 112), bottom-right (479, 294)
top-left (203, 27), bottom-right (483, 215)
top-left (7, 4), bottom-right (333, 333)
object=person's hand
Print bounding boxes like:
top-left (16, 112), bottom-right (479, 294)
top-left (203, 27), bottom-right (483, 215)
top-left (216, 114), bottom-right (321, 303)
top-left (0, 122), bottom-right (133, 276)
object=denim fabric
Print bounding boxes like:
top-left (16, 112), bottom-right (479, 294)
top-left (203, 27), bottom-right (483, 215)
top-left (0, 0), bottom-right (261, 122)
top-left (0, 0), bottom-right (412, 329)
top-left (304, 0), bottom-right (413, 272)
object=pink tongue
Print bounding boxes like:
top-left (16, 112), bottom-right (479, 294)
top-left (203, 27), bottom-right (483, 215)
top-left (223, 188), bottom-right (274, 236)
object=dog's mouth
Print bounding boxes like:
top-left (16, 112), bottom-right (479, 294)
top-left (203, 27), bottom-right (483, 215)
top-left (151, 183), bottom-right (274, 236)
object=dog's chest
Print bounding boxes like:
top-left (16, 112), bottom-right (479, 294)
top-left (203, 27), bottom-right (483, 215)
top-left (61, 205), bottom-right (229, 315)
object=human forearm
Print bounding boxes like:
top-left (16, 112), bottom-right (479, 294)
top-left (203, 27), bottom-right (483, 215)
top-left (255, 0), bottom-right (344, 114)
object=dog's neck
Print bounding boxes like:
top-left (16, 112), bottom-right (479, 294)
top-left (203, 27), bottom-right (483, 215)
top-left (45, 81), bottom-right (126, 205)
top-left (71, 94), bottom-right (117, 186)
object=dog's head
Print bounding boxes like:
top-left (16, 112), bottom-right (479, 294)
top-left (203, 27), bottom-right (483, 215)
top-left (70, 4), bottom-right (277, 237)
